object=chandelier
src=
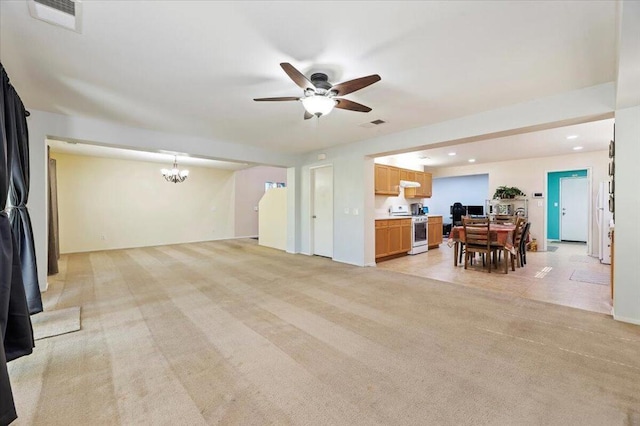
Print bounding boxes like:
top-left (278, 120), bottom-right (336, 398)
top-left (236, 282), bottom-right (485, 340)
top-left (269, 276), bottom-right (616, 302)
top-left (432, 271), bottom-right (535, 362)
top-left (161, 156), bottom-right (189, 183)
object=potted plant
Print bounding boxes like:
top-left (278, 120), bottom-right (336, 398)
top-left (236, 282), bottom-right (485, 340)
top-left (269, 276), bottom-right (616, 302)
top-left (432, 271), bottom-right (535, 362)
top-left (493, 186), bottom-right (525, 199)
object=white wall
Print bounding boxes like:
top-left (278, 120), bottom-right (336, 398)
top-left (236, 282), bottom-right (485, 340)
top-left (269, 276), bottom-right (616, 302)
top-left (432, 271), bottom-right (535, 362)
top-left (430, 150), bottom-right (609, 255)
top-left (374, 156), bottom-right (424, 171)
top-left (51, 152), bottom-right (235, 253)
top-left (258, 188), bottom-right (288, 251)
top-left (234, 166), bottom-right (287, 238)
top-left (429, 174), bottom-right (490, 221)
top-left (613, 105), bottom-right (640, 324)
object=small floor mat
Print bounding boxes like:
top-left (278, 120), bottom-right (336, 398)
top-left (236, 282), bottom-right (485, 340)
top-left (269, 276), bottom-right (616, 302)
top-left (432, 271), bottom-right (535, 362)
top-left (546, 245), bottom-right (559, 252)
top-left (32, 306), bottom-right (81, 340)
top-left (570, 270), bottom-right (610, 286)
top-left (569, 255), bottom-right (600, 264)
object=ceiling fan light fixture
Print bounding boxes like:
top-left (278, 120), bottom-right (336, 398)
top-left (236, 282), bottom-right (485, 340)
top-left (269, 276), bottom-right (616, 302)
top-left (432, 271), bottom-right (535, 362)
top-left (302, 95), bottom-right (336, 117)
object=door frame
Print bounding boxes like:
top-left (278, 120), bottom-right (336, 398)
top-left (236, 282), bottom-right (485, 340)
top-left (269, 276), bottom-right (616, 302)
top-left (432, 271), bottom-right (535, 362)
top-left (309, 164), bottom-right (334, 258)
top-left (543, 167), bottom-right (592, 254)
top-left (559, 176), bottom-right (589, 243)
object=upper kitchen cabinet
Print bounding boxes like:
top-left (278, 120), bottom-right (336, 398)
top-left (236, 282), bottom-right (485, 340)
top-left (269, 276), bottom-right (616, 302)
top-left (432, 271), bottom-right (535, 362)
top-left (374, 164), bottom-right (400, 196)
top-left (400, 169), bottom-right (416, 182)
top-left (418, 172), bottom-right (432, 198)
top-left (405, 172), bottom-right (433, 198)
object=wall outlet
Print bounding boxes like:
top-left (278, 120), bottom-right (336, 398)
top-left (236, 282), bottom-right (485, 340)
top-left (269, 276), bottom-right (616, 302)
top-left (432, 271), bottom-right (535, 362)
top-left (352, 208), bottom-right (359, 215)
top-left (101, 235), bottom-right (106, 240)
top-left (344, 208), bottom-right (350, 214)
top-left (254, 206), bottom-right (258, 211)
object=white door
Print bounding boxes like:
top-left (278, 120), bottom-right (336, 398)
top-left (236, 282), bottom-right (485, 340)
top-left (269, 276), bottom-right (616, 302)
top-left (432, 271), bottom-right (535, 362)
top-left (312, 166), bottom-right (333, 257)
top-left (560, 177), bottom-right (588, 242)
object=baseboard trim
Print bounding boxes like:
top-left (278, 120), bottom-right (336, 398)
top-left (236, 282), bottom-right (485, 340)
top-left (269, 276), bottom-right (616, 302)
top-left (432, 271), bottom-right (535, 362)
top-left (613, 313), bottom-right (640, 325)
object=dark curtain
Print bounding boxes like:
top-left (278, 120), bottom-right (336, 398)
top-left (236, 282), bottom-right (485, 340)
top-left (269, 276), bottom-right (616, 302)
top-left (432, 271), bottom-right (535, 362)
top-left (7, 70), bottom-right (43, 315)
top-left (1, 63), bottom-right (34, 426)
top-left (47, 146), bottom-right (59, 275)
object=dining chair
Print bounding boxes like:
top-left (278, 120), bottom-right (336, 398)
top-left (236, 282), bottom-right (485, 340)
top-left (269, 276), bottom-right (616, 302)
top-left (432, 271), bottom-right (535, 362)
top-left (509, 217), bottom-right (527, 269)
top-left (493, 215), bottom-right (515, 224)
top-left (518, 222), bottom-right (531, 266)
top-left (462, 217), bottom-right (499, 273)
top-left (455, 215), bottom-right (471, 265)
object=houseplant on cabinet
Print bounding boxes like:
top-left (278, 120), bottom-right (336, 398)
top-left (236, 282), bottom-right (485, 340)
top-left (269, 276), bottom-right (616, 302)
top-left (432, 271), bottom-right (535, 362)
top-left (493, 186), bottom-right (525, 199)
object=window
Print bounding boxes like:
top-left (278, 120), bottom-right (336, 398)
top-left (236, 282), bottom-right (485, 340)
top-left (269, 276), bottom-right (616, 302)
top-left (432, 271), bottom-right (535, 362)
top-left (265, 182), bottom-right (286, 191)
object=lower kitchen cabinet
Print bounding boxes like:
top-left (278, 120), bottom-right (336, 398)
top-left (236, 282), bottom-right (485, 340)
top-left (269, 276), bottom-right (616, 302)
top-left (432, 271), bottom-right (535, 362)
top-left (428, 216), bottom-right (443, 248)
top-left (376, 219), bottom-right (412, 259)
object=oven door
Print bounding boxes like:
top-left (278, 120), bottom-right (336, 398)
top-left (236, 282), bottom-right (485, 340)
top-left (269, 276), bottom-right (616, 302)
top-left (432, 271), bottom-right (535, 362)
top-left (413, 221), bottom-right (428, 246)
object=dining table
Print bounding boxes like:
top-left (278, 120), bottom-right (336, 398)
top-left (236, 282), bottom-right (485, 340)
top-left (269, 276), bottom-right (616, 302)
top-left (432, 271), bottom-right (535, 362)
top-left (447, 223), bottom-right (517, 267)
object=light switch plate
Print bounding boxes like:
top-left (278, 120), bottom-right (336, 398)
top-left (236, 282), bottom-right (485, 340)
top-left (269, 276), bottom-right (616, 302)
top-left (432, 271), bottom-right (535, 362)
top-left (352, 208), bottom-right (359, 215)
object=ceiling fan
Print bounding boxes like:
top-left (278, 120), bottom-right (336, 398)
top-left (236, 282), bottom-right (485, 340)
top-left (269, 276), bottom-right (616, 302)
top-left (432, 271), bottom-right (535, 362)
top-left (254, 63), bottom-right (381, 119)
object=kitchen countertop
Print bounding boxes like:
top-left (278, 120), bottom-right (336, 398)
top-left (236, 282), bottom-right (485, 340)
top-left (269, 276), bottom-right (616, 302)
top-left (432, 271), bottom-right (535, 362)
top-left (375, 214), bottom-right (443, 220)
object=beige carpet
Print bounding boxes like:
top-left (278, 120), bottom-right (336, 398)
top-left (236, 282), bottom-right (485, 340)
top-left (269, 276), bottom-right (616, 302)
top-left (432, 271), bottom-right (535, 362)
top-left (31, 306), bottom-right (81, 340)
top-left (8, 239), bottom-right (640, 425)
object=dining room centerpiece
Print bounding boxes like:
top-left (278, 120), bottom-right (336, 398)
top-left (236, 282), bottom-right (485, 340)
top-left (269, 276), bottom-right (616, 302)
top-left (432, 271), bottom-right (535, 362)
top-left (493, 186), bottom-right (525, 199)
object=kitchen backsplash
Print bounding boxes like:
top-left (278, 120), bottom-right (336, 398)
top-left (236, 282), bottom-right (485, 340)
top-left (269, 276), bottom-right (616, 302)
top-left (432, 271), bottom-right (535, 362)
top-left (375, 189), bottom-right (427, 217)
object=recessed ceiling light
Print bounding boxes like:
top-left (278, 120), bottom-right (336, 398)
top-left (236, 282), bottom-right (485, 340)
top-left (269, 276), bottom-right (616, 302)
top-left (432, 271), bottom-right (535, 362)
top-left (573, 146), bottom-right (583, 150)
top-left (468, 159), bottom-right (476, 163)
top-left (448, 152), bottom-right (456, 156)
top-left (567, 135), bottom-right (579, 140)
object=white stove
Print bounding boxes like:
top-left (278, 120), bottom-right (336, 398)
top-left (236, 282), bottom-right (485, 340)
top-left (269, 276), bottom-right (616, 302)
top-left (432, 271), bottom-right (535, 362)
top-left (389, 205), bottom-right (428, 255)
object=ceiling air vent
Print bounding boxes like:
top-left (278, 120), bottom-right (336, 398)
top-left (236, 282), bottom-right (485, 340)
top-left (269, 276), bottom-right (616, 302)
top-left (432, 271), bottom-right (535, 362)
top-left (28, 0), bottom-right (82, 33)
top-left (359, 119), bottom-right (387, 128)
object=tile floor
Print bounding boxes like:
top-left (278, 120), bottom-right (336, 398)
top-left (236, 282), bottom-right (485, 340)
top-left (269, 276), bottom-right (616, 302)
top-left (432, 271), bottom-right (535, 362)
top-left (376, 241), bottom-right (613, 315)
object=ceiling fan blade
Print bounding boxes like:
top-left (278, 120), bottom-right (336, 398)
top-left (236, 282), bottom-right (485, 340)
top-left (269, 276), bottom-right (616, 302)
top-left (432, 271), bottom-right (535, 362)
top-left (304, 111), bottom-right (314, 120)
top-left (335, 98), bottom-right (372, 113)
top-left (330, 74), bottom-right (381, 96)
top-left (280, 63), bottom-right (315, 91)
top-left (253, 97), bottom-right (300, 102)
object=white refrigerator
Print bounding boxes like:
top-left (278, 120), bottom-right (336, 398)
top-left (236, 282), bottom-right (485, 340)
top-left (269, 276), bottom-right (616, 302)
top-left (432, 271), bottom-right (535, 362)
top-left (596, 181), bottom-right (613, 264)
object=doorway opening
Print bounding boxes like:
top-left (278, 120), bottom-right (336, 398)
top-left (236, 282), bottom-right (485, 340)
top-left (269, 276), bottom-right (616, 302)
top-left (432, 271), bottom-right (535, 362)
top-left (546, 169), bottom-right (590, 252)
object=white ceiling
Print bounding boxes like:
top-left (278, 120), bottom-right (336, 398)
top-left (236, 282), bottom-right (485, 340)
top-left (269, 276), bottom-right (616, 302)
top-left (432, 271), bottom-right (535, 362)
top-left (378, 118), bottom-right (614, 168)
top-left (0, 1), bottom-right (618, 158)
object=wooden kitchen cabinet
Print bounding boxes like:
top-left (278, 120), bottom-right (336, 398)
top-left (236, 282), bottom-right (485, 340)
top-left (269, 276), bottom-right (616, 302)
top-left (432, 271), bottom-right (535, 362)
top-left (375, 219), bottom-right (412, 259)
top-left (375, 220), bottom-right (389, 257)
top-left (388, 220), bottom-right (403, 254)
top-left (400, 169), bottom-right (416, 182)
top-left (375, 164), bottom-right (431, 198)
top-left (427, 215), bottom-right (443, 248)
top-left (374, 164), bottom-right (400, 196)
top-left (405, 171), bottom-right (433, 198)
top-left (421, 172), bottom-right (432, 197)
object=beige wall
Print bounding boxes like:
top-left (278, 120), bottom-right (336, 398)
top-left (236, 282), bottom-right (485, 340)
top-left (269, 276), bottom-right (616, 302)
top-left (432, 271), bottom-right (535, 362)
top-left (51, 152), bottom-right (235, 253)
top-left (234, 166), bottom-right (287, 237)
top-left (429, 150), bottom-right (609, 255)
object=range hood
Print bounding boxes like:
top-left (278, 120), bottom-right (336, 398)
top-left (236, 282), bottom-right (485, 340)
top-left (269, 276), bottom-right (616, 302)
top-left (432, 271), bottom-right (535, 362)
top-left (399, 180), bottom-right (421, 188)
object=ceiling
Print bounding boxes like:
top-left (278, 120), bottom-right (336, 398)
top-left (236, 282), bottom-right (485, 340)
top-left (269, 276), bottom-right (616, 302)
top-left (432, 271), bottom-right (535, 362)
top-left (378, 118), bottom-right (614, 169)
top-left (0, 1), bottom-right (618, 158)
